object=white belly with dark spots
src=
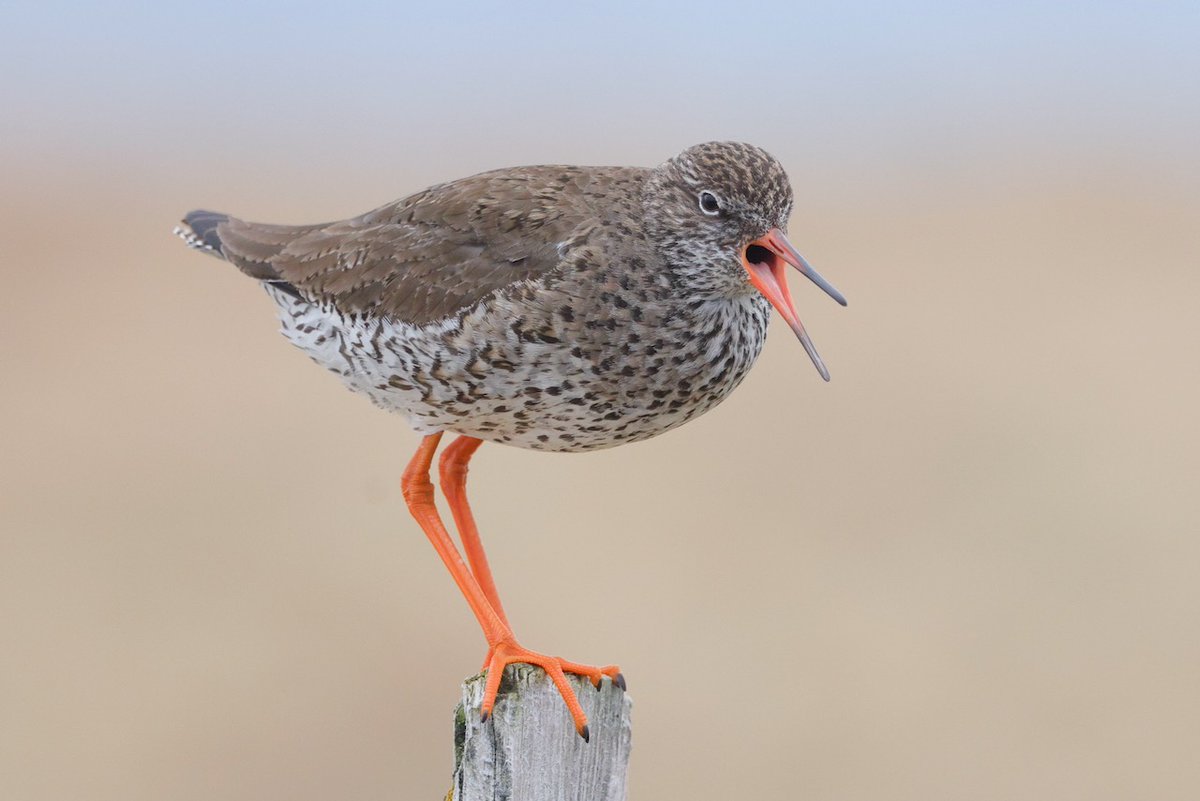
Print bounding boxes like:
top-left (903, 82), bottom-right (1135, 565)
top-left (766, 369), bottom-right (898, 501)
top-left (266, 285), bottom-right (769, 452)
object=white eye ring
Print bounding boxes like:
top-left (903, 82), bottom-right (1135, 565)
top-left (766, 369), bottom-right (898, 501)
top-left (698, 190), bottom-right (721, 216)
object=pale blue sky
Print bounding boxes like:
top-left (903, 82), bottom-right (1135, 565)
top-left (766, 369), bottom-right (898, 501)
top-left (2, 2), bottom-right (1197, 186)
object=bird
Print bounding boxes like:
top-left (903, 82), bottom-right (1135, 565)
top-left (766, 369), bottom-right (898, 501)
top-left (175, 141), bottom-right (846, 741)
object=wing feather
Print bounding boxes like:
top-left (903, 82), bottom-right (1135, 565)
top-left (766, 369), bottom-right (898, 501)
top-left (206, 165), bottom-right (642, 325)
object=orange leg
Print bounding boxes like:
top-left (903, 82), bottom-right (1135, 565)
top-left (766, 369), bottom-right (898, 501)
top-left (438, 436), bottom-right (510, 631)
top-left (401, 433), bottom-right (622, 741)
top-left (401, 433), bottom-right (507, 639)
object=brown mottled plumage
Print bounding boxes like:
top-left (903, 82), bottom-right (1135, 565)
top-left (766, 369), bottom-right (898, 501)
top-left (174, 141), bottom-right (846, 738)
top-left (206, 165), bottom-right (635, 324)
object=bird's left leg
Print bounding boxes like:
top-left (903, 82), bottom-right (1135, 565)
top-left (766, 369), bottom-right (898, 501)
top-left (403, 433), bottom-right (612, 739)
top-left (426, 434), bottom-right (623, 739)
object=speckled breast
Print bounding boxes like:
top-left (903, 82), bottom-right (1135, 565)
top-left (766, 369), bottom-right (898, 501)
top-left (266, 285), bottom-right (771, 453)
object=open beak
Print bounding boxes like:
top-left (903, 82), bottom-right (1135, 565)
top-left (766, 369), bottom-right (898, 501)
top-left (742, 228), bottom-right (847, 381)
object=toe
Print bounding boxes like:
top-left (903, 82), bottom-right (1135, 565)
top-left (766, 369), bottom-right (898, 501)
top-left (479, 649), bottom-right (506, 721)
top-left (540, 660), bottom-right (590, 738)
top-left (557, 658), bottom-right (604, 689)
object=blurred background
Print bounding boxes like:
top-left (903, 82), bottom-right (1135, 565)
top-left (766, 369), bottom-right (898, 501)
top-left (2, 2), bottom-right (1198, 799)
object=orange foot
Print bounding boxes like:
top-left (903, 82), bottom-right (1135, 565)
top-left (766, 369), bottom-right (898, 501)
top-left (479, 639), bottom-right (624, 742)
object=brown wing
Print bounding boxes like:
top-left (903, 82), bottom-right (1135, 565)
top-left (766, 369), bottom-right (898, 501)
top-left (193, 165), bottom-right (642, 325)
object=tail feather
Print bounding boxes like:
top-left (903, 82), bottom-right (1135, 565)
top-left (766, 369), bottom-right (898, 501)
top-left (174, 209), bottom-right (302, 299)
top-left (174, 209), bottom-right (229, 258)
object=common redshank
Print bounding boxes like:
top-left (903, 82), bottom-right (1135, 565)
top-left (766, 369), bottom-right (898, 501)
top-left (175, 141), bottom-right (847, 740)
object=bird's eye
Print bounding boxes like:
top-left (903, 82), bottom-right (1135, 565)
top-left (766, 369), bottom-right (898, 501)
top-left (698, 191), bottom-right (721, 216)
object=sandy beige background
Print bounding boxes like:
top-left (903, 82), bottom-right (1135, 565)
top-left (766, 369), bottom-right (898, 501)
top-left (3, 5), bottom-right (1199, 800)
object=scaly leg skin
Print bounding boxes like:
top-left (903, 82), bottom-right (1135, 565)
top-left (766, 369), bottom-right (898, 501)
top-left (402, 433), bottom-right (623, 741)
top-left (438, 434), bottom-right (510, 663)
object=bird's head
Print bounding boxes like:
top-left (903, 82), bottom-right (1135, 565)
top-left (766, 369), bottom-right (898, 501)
top-left (644, 141), bottom-right (847, 380)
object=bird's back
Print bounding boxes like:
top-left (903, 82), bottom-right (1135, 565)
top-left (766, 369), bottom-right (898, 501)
top-left (178, 164), bottom-right (648, 325)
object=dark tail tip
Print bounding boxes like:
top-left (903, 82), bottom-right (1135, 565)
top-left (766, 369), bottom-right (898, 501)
top-left (175, 209), bottom-right (229, 257)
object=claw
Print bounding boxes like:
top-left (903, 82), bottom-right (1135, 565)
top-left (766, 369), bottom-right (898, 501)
top-left (615, 672), bottom-right (627, 692)
top-left (580, 724), bottom-right (590, 743)
top-left (480, 709), bottom-right (489, 724)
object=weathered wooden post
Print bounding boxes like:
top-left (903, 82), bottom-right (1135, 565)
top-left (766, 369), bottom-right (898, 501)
top-left (449, 664), bottom-right (633, 801)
